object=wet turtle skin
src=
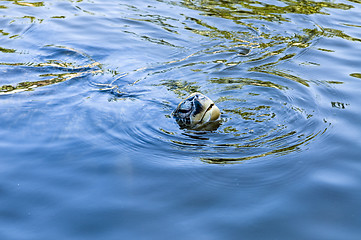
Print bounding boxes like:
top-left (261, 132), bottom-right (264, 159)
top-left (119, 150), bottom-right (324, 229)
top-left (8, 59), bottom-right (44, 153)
top-left (172, 92), bottom-right (220, 129)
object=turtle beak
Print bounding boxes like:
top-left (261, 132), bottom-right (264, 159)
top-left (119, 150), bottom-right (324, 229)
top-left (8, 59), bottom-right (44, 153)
top-left (197, 100), bottom-right (220, 124)
top-left (191, 93), bottom-right (220, 124)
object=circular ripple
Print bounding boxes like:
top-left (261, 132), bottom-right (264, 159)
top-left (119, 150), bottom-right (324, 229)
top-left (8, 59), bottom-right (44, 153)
top-left (157, 68), bottom-right (330, 155)
top-left (85, 12), bottom-right (329, 163)
top-left (152, 79), bottom-right (332, 188)
top-left (80, 3), bottom-right (334, 189)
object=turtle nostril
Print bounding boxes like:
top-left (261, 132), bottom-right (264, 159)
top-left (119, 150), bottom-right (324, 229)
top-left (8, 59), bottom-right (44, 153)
top-left (197, 94), bottom-right (205, 100)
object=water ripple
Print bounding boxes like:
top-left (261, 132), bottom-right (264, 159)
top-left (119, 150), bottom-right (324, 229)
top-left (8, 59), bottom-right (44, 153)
top-left (0, 0), bottom-right (345, 188)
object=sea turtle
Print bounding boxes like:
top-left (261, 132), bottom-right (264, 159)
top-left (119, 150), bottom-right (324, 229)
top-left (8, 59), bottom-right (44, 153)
top-left (172, 92), bottom-right (221, 129)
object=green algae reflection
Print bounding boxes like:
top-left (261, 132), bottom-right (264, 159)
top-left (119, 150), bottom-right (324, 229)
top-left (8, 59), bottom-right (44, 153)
top-left (0, 46), bottom-right (102, 95)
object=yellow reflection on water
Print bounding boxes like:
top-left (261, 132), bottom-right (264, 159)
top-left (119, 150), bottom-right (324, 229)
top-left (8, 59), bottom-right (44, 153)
top-left (0, 46), bottom-right (16, 53)
top-left (159, 79), bottom-right (201, 97)
top-left (0, 45), bottom-right (103, 95)
top-left (0, 69), bottom-right (102, 95)
top-left (209, 77), bottom-right (285, 90)
top-left (182, 0), bottom-right (352, 20)
top-left (201, 129), bottom-right (325, 164)
top-left (7, 1), bottom-right (44, 7)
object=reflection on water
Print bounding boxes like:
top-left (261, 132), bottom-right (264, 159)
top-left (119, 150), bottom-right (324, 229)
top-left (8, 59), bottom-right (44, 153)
top-left (4, 1), bottom-right (45, 8)
top-left (182, 0), bottom-right (353, 18)
top-left (0, 46), bottom-right (102, 95)
top-left (0, 0), bottom-right (342, 163)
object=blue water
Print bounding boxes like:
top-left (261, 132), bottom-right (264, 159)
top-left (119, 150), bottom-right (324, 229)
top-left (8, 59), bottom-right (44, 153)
top-left (1, 0), bottom-right (361, 239)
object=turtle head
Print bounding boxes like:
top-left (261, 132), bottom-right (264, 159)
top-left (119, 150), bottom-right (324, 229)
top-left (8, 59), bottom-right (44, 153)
top-left (172, 92), bottom-right (220, 129)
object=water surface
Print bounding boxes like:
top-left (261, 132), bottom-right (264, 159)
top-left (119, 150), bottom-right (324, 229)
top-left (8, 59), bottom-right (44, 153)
top-left (1, 0), bottom-right (361, 239)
